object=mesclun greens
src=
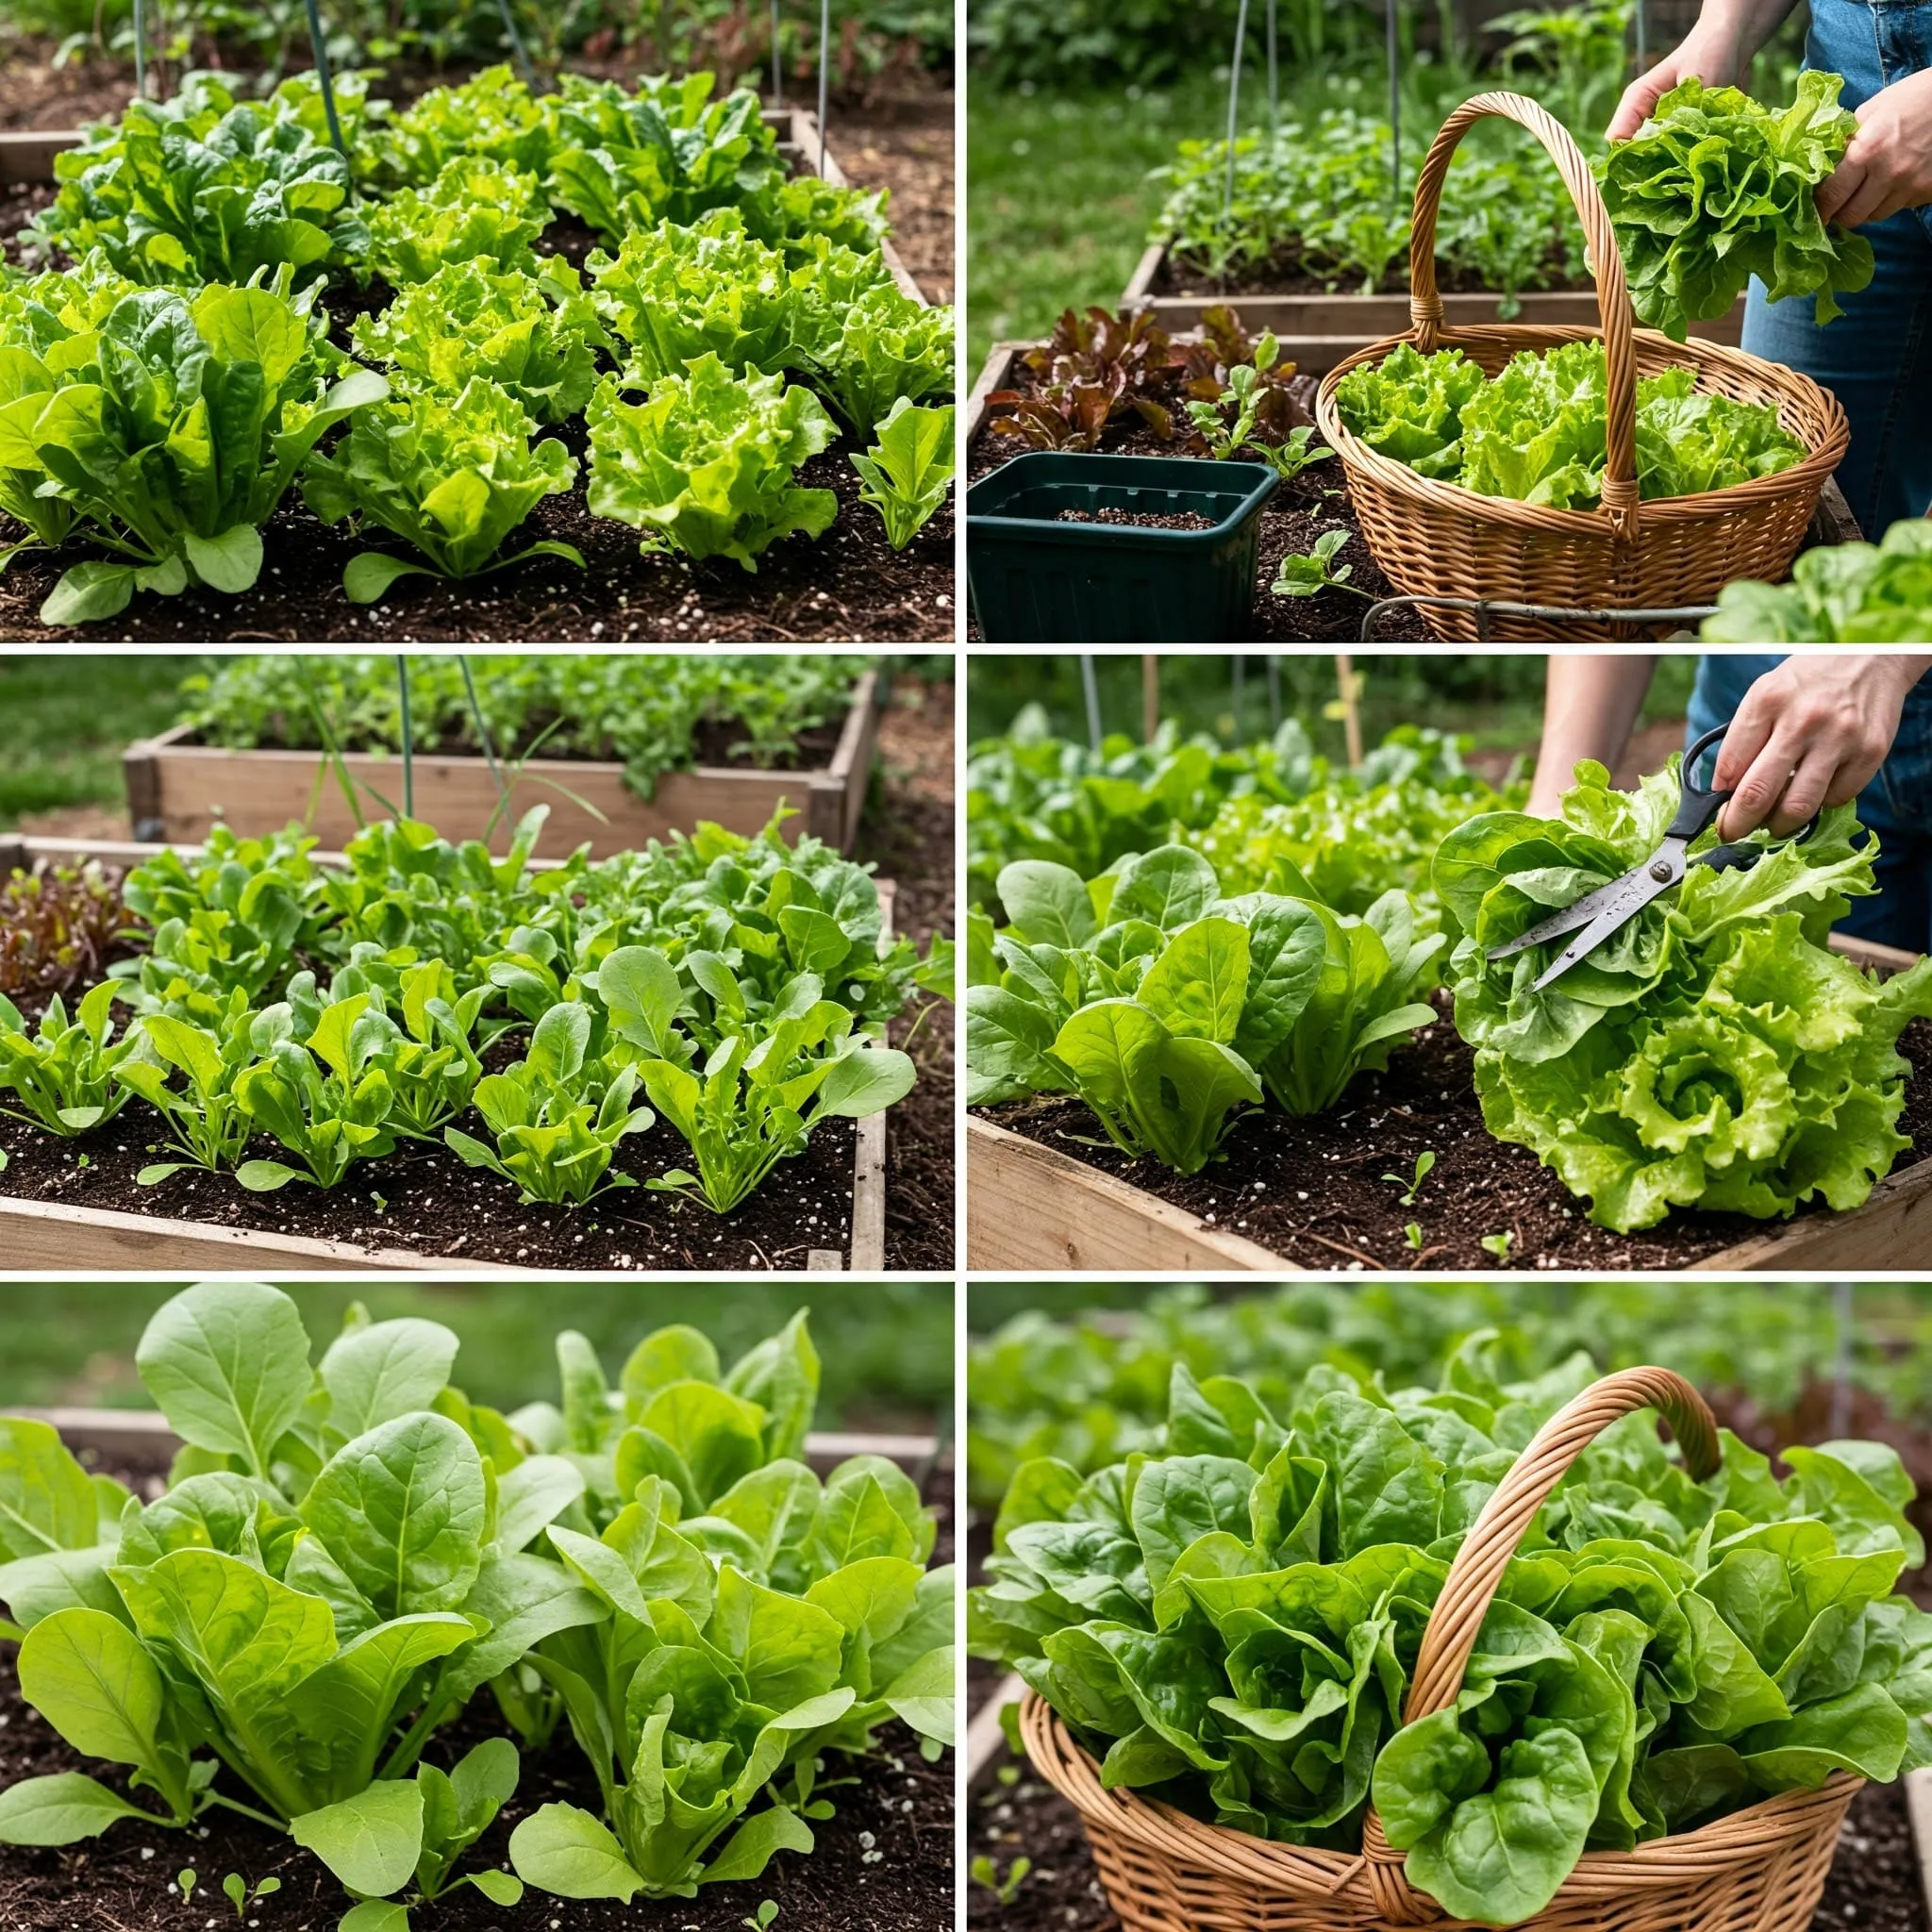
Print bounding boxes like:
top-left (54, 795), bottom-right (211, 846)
top-left (1703, 519), bottom-right (1932, 641)
top-left (498, 1315), bottom-right (955, 1899)
top-left (5, 61), bottom-right (953, 623)
top-left (964, 1282), bottom-right (1932, 1511)
top-left (0, 859), bottom-right (124, 1000)
top-left (966, 841), bottom-right (1441, 1170)
top-left (1597, 73), bottom-right (1874, 343)
top-left (1435, 760), bottom-right (1932, 1232)
top-left (969, 1345), bottom-right (1932, 1924)
top-left (174, 653), bottom-right (869, 798)
top-left (1335, 341), bottom-right (1805, 508)
top-left (0, 806), bottom-right (940, 1224)
top-left (0, 1286), bottom-right (957, 1925)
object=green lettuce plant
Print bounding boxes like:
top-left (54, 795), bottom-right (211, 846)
top-left (0, 1282), bottom-right (596, 1847)
top-left (0, 273), bottom-right (386, 625)
top-left (350, 258), bottom-right (603, 426)
top-left (851, 397), bottom-right (954, 550)
top-left (502, 1315), bottom-right (955, 1901)
top-left (1597, 72), bottom-right (1875, 341)
top-left (1703, 518), bottom-right (1932, 641)
top-left (806, 282), bottom-right (956, 438)
top-left (970, 1346), bottom-right (1932, 1926)
top-left (1434, 760), bottom-right (1932, 1231)
top-left (300, 376), bottom-right (584, 604)
top-left (586, 361), bottom-right (837, 570)
top-left (0, 982), bottom-right (142, 1137)
top-left (362, 65), bottom-right (555, 192)
top-left (364, 158), bottom-right (551, 286)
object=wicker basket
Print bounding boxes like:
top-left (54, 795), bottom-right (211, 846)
top-left (1021, 1365), bottom-right (1864, 1932)
top-left (1312, 93), bottom-right (1851, 642)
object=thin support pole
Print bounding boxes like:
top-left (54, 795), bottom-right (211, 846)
top-left (1633, 0), bottom-right (1646, 77)
top-left (1335, 653), bottom-right (1363, 767)
top-left (1224, 0), bottom-right (1253, 235)
top-left (301, 0), bottom-right (346, 154)
top-left (1231, 656), bottom-right (1245, 737)
top-left (493, 0), bottom-right (536, 89)
top-left (1830, 1281), bottom-right (1855, 1439)
top-left (396, 656), bottom-right (415, 821)
top-left (817, 0), bottom-right (830, 178)
top-left (1079, 656), bottom-right (1102, 753)
top-left (1387, 0), bottom-right (1401, 206)
top-left (1267, 654), bottom-right (1281, 728)
top-left (1141, 655), bottom-right (1160, 741)
top-left (132, 0), bottom-right (147, 100)
top-left (771, 0), bottom-right (783, 105)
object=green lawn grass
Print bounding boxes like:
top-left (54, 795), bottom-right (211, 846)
top-left (968, 72), bottom-right (1229, 370)
top-left (0, 1283), bottom-right (952, 1430)
top-left (0, 655), bottom-right (206, 828)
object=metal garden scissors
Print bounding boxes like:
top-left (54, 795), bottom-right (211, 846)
top-left (1485, 724), bottom-right (1819, 994)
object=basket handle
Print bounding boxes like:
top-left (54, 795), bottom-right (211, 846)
top-left (1357, 1367), bottom-right (1720, 1923)
top-left (1406, 90), bottom-right (1641, 537)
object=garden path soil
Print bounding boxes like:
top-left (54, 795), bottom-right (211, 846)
top-left (974, 994), bottom-right (1932, 1272)
top-left (854, 674), bottom-right (955, 1275)
top-left (0, 1453), bottom-right (955, 1932)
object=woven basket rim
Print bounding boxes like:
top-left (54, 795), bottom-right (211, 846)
top-left (1312, 322), bottom-right (1850, 539)
top-left (1024, 1694), bottom-right (1865, 1914)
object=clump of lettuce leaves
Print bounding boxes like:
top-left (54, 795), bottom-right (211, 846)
top-left (1336, 341), bottom-right (1804, 508)
top-left (1704, 518), bottom-right (1932, 641)
top-left (969, 1343), bottom-right (1932, 1926)
top-left (1596, 72), bottom-right (1875, 344)
top-left (1433, 759), bottom-right (1932, 1233)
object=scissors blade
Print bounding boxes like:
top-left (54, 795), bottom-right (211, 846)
top-left (1527, 841), bottom-right (1688, 992)
top-left (1484, 883), bottom-right (1627, 963)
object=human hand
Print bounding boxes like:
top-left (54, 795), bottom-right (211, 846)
top-left (1606, 17), bottom-right (1746, 140)
top-left (1816, 69), bottom-right (1932, 227)
top-left (1711, 653), bottom-right (1932, 839)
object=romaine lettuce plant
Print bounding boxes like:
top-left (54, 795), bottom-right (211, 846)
top-left (851, 397), bottom-right (954, 549)
top-left (299, 376), bottom-right (584, 604)
top-left (1435, 760), bottom-right (1932, 1230)
top-left (0, 1281), bottom-right (594, 1847)
top-left (500, 1316), bottom-right (955, 1900)
top-left (364, 158), bottom-right (551, 286)
top-left (970, 1345), bottom-right (1932, 1925)
top-left (0, 273), bottom-right (386, 625)
top-left (967, 843), bottom-right (1441, 1169)
top-left (586, 360), bottom-right (837, 570)
top-left (350, 258), bottom-right (603, 427)
top-left (1597, 72), bottom-right (1875, 341)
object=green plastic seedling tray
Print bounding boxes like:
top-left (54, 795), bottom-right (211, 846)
top-left (967, 452), bottom-right (1279, 642)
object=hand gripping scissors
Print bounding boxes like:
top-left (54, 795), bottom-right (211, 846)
top-left (1485, 724), bottom-right (1819, 994)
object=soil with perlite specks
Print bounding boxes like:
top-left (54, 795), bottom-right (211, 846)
top-left (975, 993), bottom-right (1932, 1272)
top-left (0, 1452), bottom-right (955, 1932)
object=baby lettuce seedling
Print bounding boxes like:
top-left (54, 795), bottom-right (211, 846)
top-left (851, 399), bottom-right (955, 552)
top-left (0, 983), bottom-right (142, 1137)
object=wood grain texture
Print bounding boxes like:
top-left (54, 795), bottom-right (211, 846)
top-left (966, 342), bottom-right (1022, 444)
top-left (125, 670), bottom-right (877, 858)
top-left (966, 1116), bottom-right (1289, 1272)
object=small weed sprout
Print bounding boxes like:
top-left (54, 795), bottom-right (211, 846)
top-left (1380, 1149), bottom-right (1436, 1206)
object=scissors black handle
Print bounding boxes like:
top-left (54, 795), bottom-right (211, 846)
top-left (1674, 723), bottom-right (1819, 874)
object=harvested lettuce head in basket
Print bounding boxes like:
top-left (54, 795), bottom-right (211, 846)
top-left (1334, 341), bottom-right (1805, 508)
top-left (1596, 72), bottom-right (1875, 344)
top-left (1703, 519), bottom-right (1932, 641)
top-left (968, 1344), bottom-right (1932, 1925)
top-left (1432, 759), bottom-right (1932, 1232)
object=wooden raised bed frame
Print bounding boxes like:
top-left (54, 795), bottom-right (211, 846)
top-left (124, 667), bottom-right (881, 858)
top-left (0, 107), bottom-right (925, 303)
top-left (0, 835), bottom-right (902, 1274)
top-left (1122, 242), bottom-right (1745, 375)
top-left (968, 931), bottom-right (1932, 1274)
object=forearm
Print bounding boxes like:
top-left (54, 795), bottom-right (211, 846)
top-left (1690, 0), bottom-right (1797, 68)
top-left (1528, 656), bottom-right (1658, 816)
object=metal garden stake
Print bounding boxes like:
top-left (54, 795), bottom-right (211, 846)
top-left (772, 0), bottom-right (783, 104)
top-left (1080, 656), bottom-right (1103, 753)
top-left (817, 0), bottom-right (831, 178)
top-left (493, 0), bottom-right (537, 90)
top-left (1223, 0), bottom-right (1253, 237)
top-left (301, 0), bottom-right (347, 155)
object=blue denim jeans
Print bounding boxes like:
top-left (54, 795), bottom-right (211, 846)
top-left (1688, 654), bottom-right (1932, 949)
top-left (1739, 0), bottom-right (1932, 537)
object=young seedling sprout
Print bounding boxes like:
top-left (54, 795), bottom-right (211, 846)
top-left (223, 1874), bottom-right (281, 1919)
top-left (741, 1903), bottom-right (780, 1931)
top-left (1380, 1149), bottom-right (1435, 1207)
top-left (1185, 333), bottom-right (1336, 482)
top-left (175, 1870), bottom-right (196, 1906)
top-left (970, 1855), bottom-right (1032, 1906)
top-left (1480, 1229), bottom-right (1515, 1260)
top-left (1272, 528), bottom-right (1371, 600)
top-left (1405, 1222), bottom-right (1424, 1251)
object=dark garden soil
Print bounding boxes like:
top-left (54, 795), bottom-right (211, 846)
top-left (1155, 241), bottom-right (1590, 307)
top-left (970, 358), bottom-right (1396, 643)
top-left (974, 993), bottom-right (1932, 1273)
top-left (0, 1092), bottom-right (860, 1270)
top-left (0, 67), bottom-right (956, 646)
top-left (854, 674), bottom-right (955, 1275)
top-left (1054, 508), bottom-right (1217, 530)
top-left (0, 1455), bottom-right (956, 1932)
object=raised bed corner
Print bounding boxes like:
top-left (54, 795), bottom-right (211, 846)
top-left (967, 932), bottom-right (1932, 1274)
top-left (0, 836), bottom-right (901, 1274)
top-left (1122, 240), bottom-right (1747, 375)
top-left (122, 667), bottom-right (881, 858)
